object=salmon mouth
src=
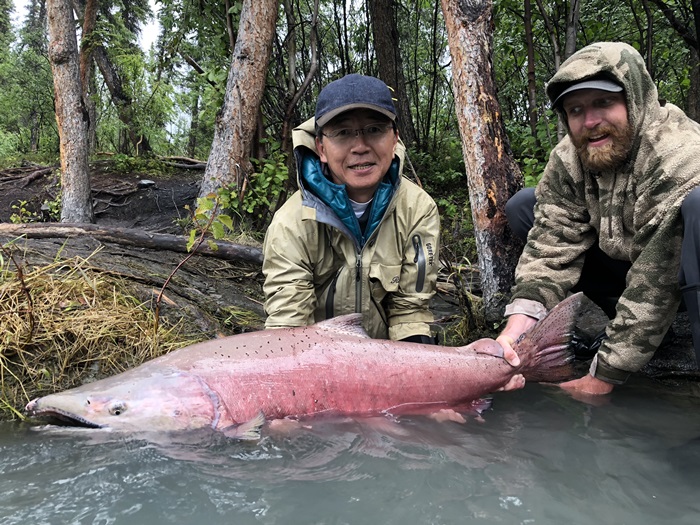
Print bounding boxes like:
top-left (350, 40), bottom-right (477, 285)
top-left (28, 407), bottom-right (103, 429)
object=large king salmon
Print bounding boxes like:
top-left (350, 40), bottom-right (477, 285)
top-left (25, 293), bottom-right (584, 438)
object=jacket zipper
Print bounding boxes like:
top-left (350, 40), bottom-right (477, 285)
top-left (412, 234), bottom-right (426, 293)
top-left (355, 252), bottom-right (362, 312)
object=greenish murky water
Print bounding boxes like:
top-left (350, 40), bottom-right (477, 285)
top-left (2, 378), bottom-right (699, 524)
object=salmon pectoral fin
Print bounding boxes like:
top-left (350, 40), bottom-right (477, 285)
top-left (221, 410), bottom-right (266, 441)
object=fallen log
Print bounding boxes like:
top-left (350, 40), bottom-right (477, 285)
top-left (0, 222), bottom-right (263, 264)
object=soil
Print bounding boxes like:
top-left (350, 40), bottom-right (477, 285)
top-left (0, 160), bottom-right (698, 384)
top-left (0, 160), bottom-right (202, 232)
top-left (0, 161), bottom-right (267, 340)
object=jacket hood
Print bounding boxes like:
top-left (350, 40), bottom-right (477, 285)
top-left (546, 42), bottom-right (660, 138)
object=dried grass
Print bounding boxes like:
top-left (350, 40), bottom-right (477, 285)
top-left (0, 249), bottom-right (204, 420)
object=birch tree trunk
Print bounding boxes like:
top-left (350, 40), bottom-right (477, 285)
top-left (441, 0), bottom-right (524, 322)
top-left (47, 0), bottom-right (94, 223)
top-left (198, 0), bottom-right (278, 201)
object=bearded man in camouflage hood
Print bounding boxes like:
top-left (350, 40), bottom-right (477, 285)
top-left (498, 42), bottom-right (700, 396)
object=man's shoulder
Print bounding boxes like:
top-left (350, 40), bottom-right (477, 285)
top-left (639, 105), bottom-right (700, 172)
top-left (274, 190), bottom-right (303, 212)
top-left (268, 191), bottom-right (305, 228)
top-left (647, 104), bottom-right (700, 146)
top-left (397, 176), bottom-right (437, 204)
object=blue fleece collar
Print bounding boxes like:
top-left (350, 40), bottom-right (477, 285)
top-left (297, 149), bottom-right (400, 246)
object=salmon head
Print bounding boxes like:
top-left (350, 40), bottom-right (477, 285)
top-left (25, 371), bottom-right (227, 433)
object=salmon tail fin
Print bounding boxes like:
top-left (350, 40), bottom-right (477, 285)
top-left (516, 292), bottom-right (584, 383)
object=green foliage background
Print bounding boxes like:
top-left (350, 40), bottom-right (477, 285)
top-left (1, 0), bottom-right (697, 258)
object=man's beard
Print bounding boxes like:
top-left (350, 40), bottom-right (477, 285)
top-left (572, 124), bottom-right (634, 172)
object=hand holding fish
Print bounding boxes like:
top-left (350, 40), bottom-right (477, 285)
top-left (496, 313), bottom-right (539, 367)
top-left (559, 374), bottom-right (614, 395)
top-left (495, 335), bottom-right (520, 367)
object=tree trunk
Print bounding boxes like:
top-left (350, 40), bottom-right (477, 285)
top-left (187, 90), bottom-right (201, 158)
top-left (198, 0), bottom-right (278, 201)
top-left (564, 0), bottom-right (580, 59)
top-left (331, 0), bottom-right (352, 75)
top-left (92, 46), bottom-right (153, 155)
top-left (440, 0), bottom-right (525, 322)
top-left (648, 0), bottom-right (700, 120)
top-left (689, 0), bottom-right (700, 120)
top-left (368, 0), bottom-right (418, 150)
top-left (0, 223), bottom-right (263, 264)
top-left (280, 0), bottom-right (318, 174)
top-left (689, 47), bottom-right (700, 121)
top-left (71, 0), bottom-right (153, 156)
top-left (556, 0), bottom-right (581, 140)
top-left (24, 3), bottom-right (46, 153)
top-left (47, 0), bottom-right (94, 223)
top-left (524, 0), bottom-right (539, 146)
top-left (534, 0), bottom-right (561, 71)
top-left (79, 0), bottom-right (98, 154)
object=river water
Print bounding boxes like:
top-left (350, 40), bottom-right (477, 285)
top-left (1, 378), bottom-right (699, 525)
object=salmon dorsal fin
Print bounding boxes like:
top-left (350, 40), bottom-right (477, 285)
top-left (314, 314), bottom-right (371, 339)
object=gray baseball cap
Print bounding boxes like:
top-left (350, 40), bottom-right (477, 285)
top-left (315, 74), bottom-right (397, 128)
top-left (552, 79), bottom-right (623, 107)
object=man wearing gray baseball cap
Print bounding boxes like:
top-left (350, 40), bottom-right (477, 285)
top-left (499, 42), bottom-right (700, 399)
top-left (262, 74), bottom-right (440, 343)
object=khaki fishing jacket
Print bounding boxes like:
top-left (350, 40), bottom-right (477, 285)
top-left (262, 118), bottom-right (440, 340)
top-left (508, 42), bottom-right (700, 383)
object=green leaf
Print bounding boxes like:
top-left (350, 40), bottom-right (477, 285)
top-left (186, 229), bottom-right (197, 252)
top-left (211, 221), bottom-right (225, 239)
top-left (218, 214), bottom-right (234, 230)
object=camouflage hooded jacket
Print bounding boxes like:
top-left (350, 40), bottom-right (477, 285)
top-left (508, 42), bottom-right (700, 383)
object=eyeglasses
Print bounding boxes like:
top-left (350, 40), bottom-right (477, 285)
top-left (320, 124), bottom-right (393, 145)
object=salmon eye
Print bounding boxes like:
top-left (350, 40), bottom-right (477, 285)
top-left (109, 402), bottom-right (127, 416)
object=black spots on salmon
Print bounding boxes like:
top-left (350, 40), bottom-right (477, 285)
top-left (292, 390), bottom-right (296, 396)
